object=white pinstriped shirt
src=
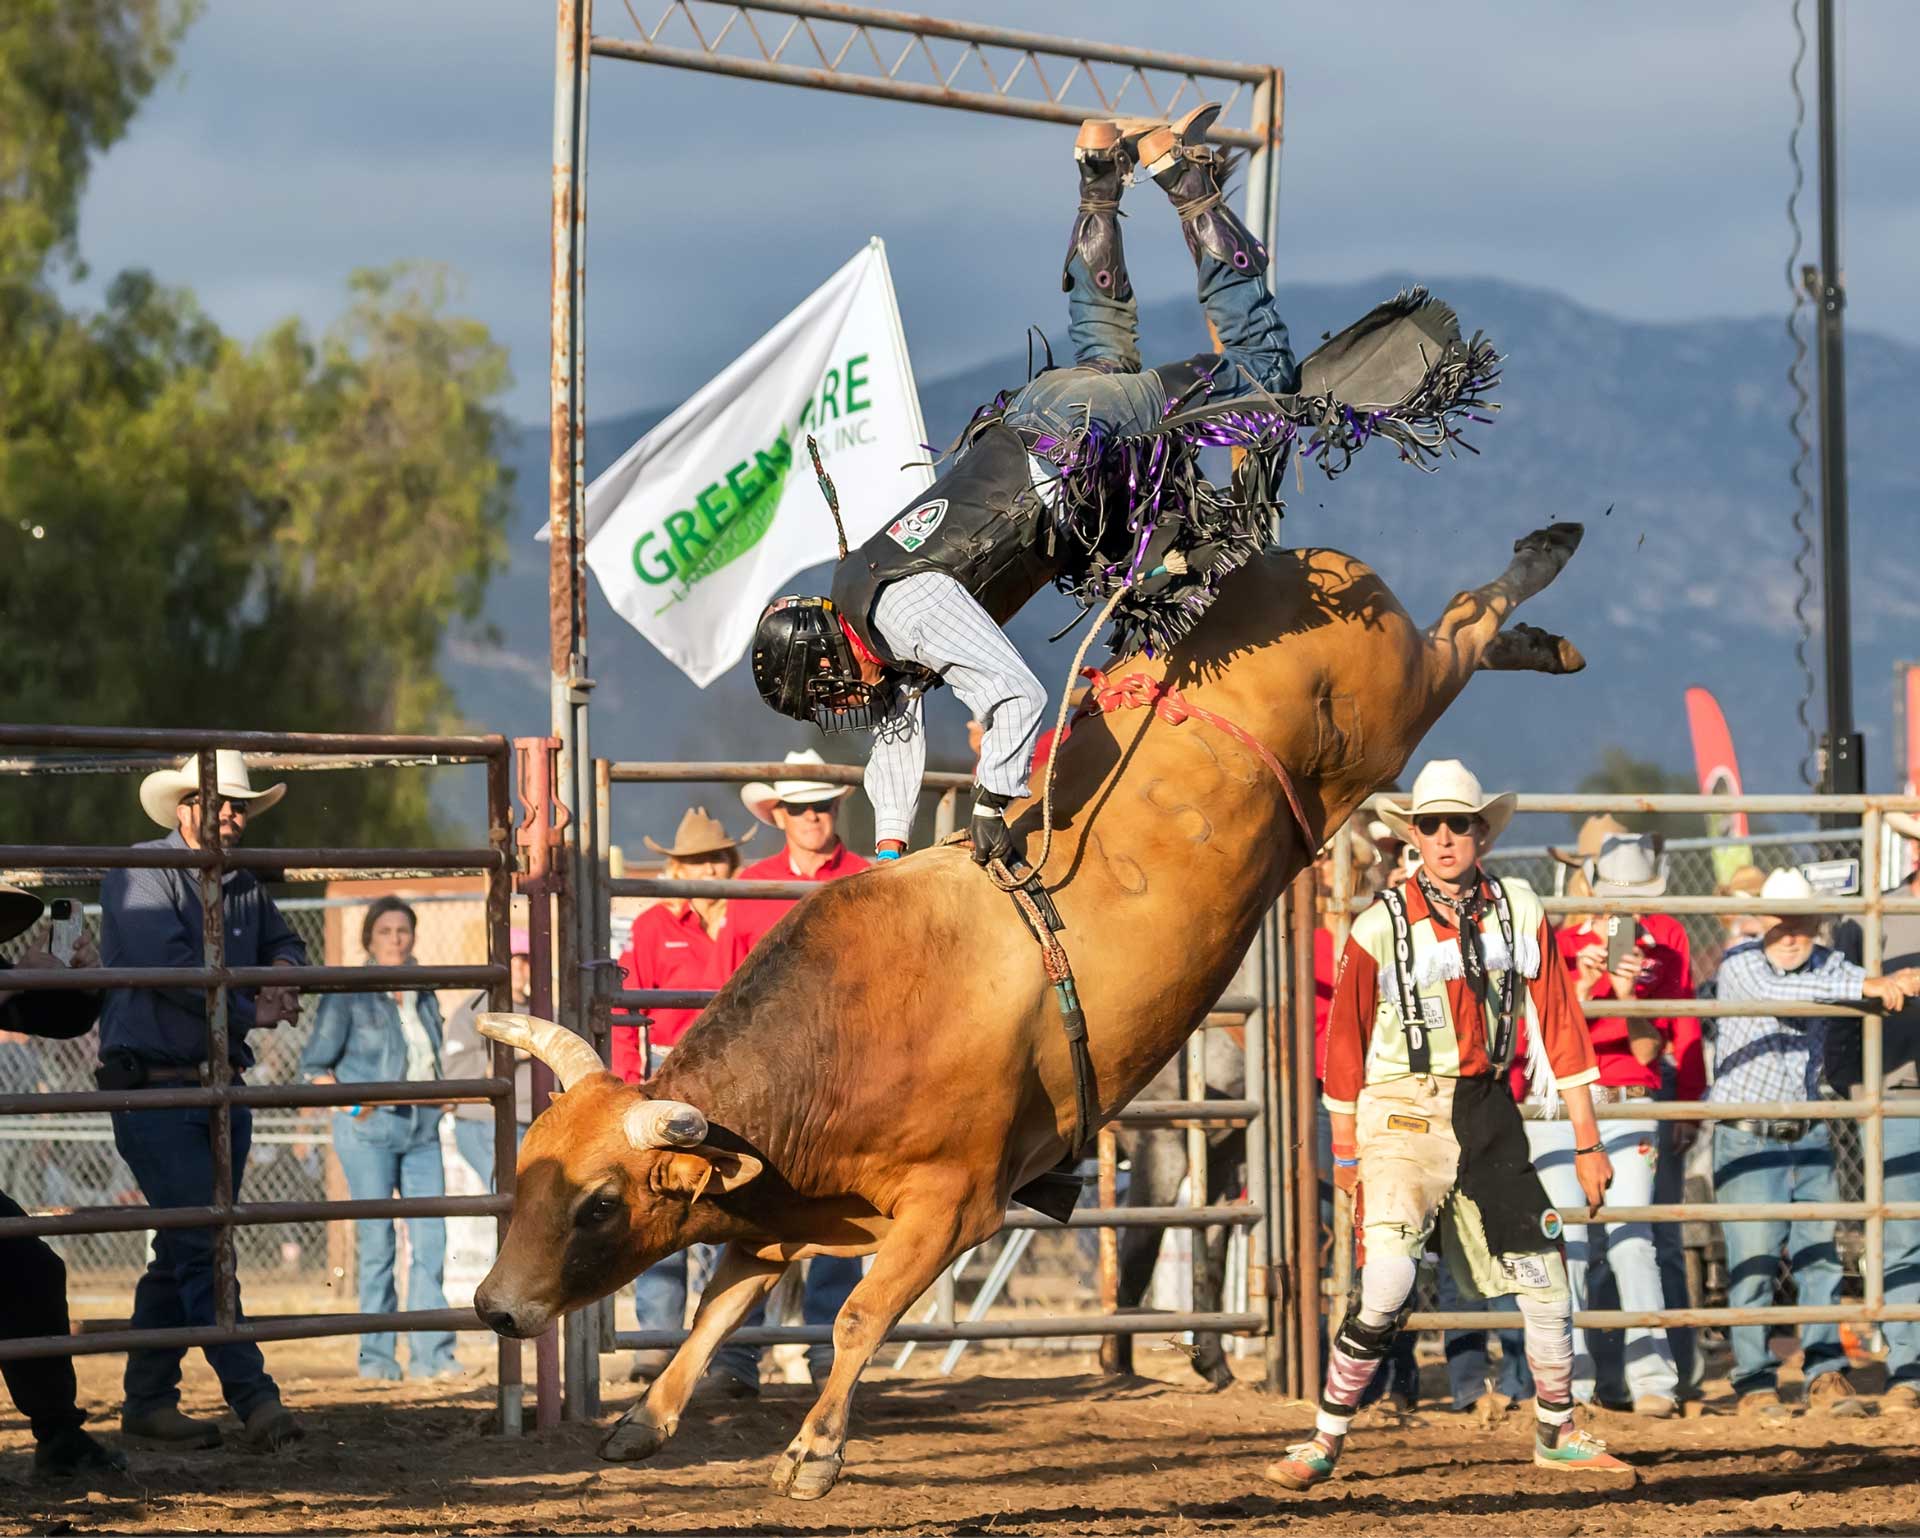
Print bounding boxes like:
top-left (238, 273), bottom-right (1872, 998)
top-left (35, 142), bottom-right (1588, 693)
top-left (865, 571), bottom-right (1048, 845)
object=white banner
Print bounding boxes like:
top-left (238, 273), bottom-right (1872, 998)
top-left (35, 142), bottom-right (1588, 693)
top-left (581, 238), bottom-right (932, 686)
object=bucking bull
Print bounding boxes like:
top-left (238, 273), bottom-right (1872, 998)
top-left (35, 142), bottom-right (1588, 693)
top-left (473, 525), bottom-right (1586, 1499)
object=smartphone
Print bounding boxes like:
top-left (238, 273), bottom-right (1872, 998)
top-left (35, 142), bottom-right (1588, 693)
top-left (1605, 915), bottom-right (1641, 974)
top-left (47, 898), bottom-right (83, 964)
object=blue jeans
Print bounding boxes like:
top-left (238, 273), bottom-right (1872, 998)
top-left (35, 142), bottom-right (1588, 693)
top-left (1004, 250), bottom-right (1298, 444)
top-left (1885, 1111), bottom-right (1920, 1389)
top-left (1437, 1258), bottom-right (1532, 1408)
top-left (1713, 1122), bottom-right (1845, 1395)
top-left (1652, 1110), bottom-right (1703, 1396)
top-left (111, 1104), bottom-right (279, 1419)
top-left (631, 1248), bottom-right (859, 1384)
top-left (332, 1108), bottom-right (458, 1379)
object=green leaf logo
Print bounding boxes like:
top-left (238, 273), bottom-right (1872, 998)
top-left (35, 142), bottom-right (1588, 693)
top-left (634, 428), bottom-right (794, 614)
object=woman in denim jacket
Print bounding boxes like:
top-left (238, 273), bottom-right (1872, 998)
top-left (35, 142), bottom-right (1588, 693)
top-left (299, 897), bottom-right (460, 1380)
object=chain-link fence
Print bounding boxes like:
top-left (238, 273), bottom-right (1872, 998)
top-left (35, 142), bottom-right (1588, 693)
top-left (1486, 825), bottom-right (1877, 1284)
top-left (2, 893), bottom-right (495, 1279)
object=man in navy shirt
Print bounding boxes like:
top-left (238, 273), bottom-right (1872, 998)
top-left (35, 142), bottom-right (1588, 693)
top-left (99, 751), bottom-right (306, 1452)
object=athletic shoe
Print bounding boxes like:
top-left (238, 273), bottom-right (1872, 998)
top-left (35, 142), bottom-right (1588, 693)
top-left (1881, 1384), bottom-right (1920, 1416)
top-left (1632, 1395), bottom-right (1677, 1419)
top-left (1533, 1427), bottom-right (1633, 1476)
top-left (1807, 1371), bottom-right (1869, 1418)
top-left (1264, 1441), bottom-right (1337, 1491)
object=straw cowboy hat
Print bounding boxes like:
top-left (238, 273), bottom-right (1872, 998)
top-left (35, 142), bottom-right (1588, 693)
top-left (642, 807), bottom-right (755, 859)
top-left (138, 750), bottom-right (286, 830)
top-left (0, 884), bottom-right (44, 946)
top-left (740, 749), bottom-right (854, 826)
top-left (1375, 759), bottom-right (1518, 846)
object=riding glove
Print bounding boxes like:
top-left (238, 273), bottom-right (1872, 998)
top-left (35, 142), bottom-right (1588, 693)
top-left (969, 788), bottom-right (1017, 868)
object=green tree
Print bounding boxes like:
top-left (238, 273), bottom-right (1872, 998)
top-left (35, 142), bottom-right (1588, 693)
top-left (1, 9), bottom-right (514, 850)
top-left (1573, 747), bottom-right (1708, 843)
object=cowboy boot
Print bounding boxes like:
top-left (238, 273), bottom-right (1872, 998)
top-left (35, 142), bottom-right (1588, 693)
top-left (1061, 116), bottom-right (1157, 301)
top-left (1141, 105), bottom-right (1267, 275)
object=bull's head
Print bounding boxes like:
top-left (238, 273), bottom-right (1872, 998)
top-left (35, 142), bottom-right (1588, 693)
top-left (469, 1013), bottom-right (762, 1338)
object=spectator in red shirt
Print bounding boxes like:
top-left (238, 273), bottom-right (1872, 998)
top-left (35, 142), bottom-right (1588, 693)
top-left (1517, 829), bottom-right (1701, 1417)
top-left (612, 809), bottom-right (751, 1085)
top-left (622, 807), bottom-right (753, 1388)
top-left (727, 750), bottom-right (870, 964)
top-left (700, 750), bottom-right (870, 1393)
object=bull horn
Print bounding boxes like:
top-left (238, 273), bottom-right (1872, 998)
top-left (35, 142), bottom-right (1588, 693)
top-left (475, 1012), bottom-right (605, 1091)
top-left (625, 1100), bottom-right (710, 1150)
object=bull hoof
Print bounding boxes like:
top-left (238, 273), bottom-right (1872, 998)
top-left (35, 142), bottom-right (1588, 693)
top-left (770, 1444), bottom-right (845, 1501)
top-left (1504, 521), bottom-right (1585, 602)
top-left (600, 1405), bottom-right (675, 1462)
top-left (1481, 623), bottom-right (1587, 676)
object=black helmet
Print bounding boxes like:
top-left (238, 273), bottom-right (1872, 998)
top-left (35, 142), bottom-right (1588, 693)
top-left (750, 597), bottom-right (879, 733)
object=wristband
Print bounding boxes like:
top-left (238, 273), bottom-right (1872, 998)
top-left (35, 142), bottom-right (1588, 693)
top-left (876, 849), bottom-right (901, 861)
top-left (1574, 1142), bottom-right (1605, 1157)
top-left (1333, 1155), bottom-right (1359, 1169)
top-left (972, 802), bottom-right (1004, 819)
top-left (876, 839), bottom-right (905, 862)
top-left (347, 1105), bottom-right (363, 1117)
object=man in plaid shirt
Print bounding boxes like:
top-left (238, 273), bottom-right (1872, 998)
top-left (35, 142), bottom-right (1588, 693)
top-left (1709, 867), bottom-right (1920, 1418)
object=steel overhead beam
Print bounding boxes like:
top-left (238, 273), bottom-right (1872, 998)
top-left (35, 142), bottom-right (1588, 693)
top-left (594, 1), bottom-right (1271, 146)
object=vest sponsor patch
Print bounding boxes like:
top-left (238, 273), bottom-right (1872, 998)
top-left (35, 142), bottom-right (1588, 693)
top-left (886, 498), bottom-right (948, 552)
top-left (1386, 1113), bottom-right (1429, 1134)
top-left (1501, 1251), bottom-right (1553, 1290)
top-left (1539, 1208), bottom-right (1563, 1241)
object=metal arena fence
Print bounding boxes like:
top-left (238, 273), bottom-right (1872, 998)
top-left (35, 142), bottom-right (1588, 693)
top-left (0, 896), bottom-right (490, 1277)
top-left (1326, 792), bottom-right (1920, 1346)
top-left (582, 759), bottom-right (1284, 1386)
top-left (0, 725), bottom-right (527, 1431)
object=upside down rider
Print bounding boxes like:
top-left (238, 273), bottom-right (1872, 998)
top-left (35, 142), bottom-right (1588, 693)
top-left (750, 105), bottom-right (1502, 866)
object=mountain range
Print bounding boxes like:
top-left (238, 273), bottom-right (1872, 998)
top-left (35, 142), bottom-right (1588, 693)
top-left (441, 275), bottom-right (1920, 851)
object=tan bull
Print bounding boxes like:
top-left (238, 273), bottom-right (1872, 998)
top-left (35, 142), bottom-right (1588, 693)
top-left (474, 524), bottom-right (1587, 1499)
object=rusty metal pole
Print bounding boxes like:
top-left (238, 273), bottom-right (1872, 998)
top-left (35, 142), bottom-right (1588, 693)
top-left (195, 750), bottom-right (238, 1331)
top-left (1267, 897), bottom-right (1296, 1396)
top-left (1861, 808), bottom-right (1886, 1317)
top-left (516, 738), bottom-right (563, 1431)
top-left (1096, 1127), bottom-right (1121, 1374)
top-left (485, 747), bottom-right (523, 1434)
top-left (1289, 868), bottom-right (1321, 1401)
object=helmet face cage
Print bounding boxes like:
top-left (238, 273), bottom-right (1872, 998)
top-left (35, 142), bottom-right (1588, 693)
top-left (752, 597), bottom-right (875, 732)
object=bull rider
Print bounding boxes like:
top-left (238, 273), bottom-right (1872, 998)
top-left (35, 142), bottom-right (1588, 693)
top-left (1267, 760), bottom-right (1634, 1490)
top-left (750, 106), bottom-right (1501, 865)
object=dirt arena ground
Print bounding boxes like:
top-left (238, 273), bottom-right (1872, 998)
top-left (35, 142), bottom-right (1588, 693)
top-left (4, 1334), bottom-right (1919, 1536)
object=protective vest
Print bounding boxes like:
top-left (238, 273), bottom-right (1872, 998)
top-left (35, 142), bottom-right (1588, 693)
top-left (1348, 876), bottom-right (1546, 1087)
top-left (829, 424), bottom-right (1058, 666)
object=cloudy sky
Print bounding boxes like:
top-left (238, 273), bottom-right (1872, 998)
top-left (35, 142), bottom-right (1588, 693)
top-left (66, 2), bottom-right (1919, 430)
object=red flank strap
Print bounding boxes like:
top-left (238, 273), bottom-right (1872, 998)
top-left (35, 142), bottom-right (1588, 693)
top-left (1078, 667), bottom-right (1314, 843)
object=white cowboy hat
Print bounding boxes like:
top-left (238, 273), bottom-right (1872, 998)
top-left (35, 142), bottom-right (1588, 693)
top-left (1586, 832), bottom-right (1670, 898)
top-left (739, 749), bottom-right (854, 826)
top-left (1755, 866), bottom-right (1819, 926)
top-left (138, 750), bottom-right (287, 830)
top-left (1375, 759), bottom-right (1517, 847)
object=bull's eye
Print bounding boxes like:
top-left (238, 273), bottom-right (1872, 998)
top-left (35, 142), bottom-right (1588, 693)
top-left (577, 1189), bottom-right (623, 1227)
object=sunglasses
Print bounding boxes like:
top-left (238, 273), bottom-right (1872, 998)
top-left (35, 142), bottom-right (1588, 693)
top-left (181, 795), bottom-right (248, 816)
top-left (775, 799), bottom-right (832, 816)
top-left (1413, 813), bottom-right (1479, 837)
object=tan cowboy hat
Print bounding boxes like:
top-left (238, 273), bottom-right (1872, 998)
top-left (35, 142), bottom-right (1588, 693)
top-left (1376, 759), bottom-right (1517, 847)
top-left (641, 807), bottom-right (754, 859)
top-left (0, 884), bottom-right (44, 946)
top-left (1548, 813), bottom-right (1633, 871)
top-left (740, 749), bottom-right (854, 826)
top-left (138, 750), bottom-right (286, 829)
